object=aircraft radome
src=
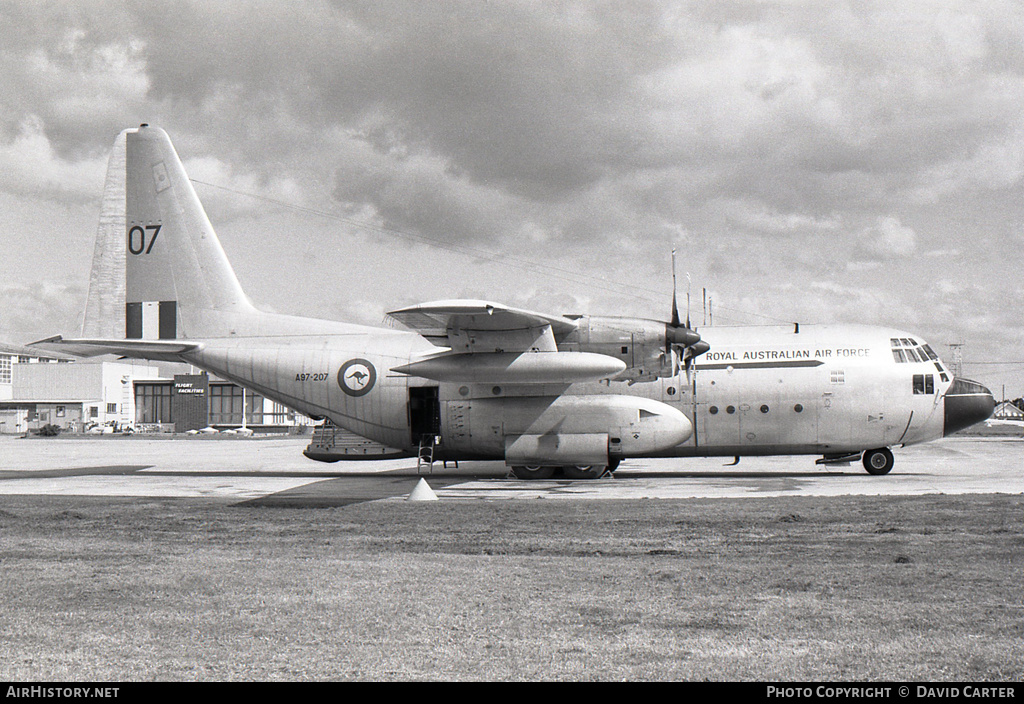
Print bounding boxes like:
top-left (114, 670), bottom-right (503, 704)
top-left (34, 126), bottom-right (995, 479)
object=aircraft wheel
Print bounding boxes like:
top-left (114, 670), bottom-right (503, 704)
top-left (607, 458), bottom-right (621, 473)
top-left (562, 464), bottom-right (606, 480)
top-left (862, 448), bottom-right (894, 475)
top-left (510, 465), bottom-right (556, 480)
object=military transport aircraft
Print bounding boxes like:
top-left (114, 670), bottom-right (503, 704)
top-left (34, 126), bottom-right (994, 478)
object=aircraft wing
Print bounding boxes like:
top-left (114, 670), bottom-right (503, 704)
top-left (30, 336), bottom-right (200, 362)
top-left (387, 300), bottom-right (624, 384)
top-left (386, 299), bottom-right (578, 351)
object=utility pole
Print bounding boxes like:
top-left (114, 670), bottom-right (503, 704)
top-left (948, 343), bottom-right (963, 378)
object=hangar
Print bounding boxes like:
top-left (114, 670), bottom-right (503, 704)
top-left (133, 373), bottom-right (302, 433)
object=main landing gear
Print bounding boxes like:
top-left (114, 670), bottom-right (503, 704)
top-left (510, 459), bottom-right (621, 480)
top-left (862, 447), bottom-right (895, 475)
top-left (819, 448), bottom-right (896, 475)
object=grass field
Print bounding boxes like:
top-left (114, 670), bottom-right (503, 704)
top-left (0, 493), bottom-right (1021, 681)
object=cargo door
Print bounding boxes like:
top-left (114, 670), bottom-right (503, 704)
top-left (409, 386), bottom-right (440, 445)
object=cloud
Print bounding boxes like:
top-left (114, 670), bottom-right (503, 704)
top-left (0, 18), bottom-right (151, 158)
top-left (0, 116), bottom-right (107, 200)
top-left (330, 133), bottom-right (528, 245)
top-left (0, 280), bottom-right (84, 339)
top-left (2, 1), bottom-right (1024, 390)
top-left (914, 126), bottom-right (1024, 201)
top-left (857, 216), bottom-right (918, 260)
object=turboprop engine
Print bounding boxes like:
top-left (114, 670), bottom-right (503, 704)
top-left (559, 316), bottom-right (704, 383)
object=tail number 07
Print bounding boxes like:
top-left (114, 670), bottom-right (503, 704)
top-left (128, 225), bottom-right (162, 255)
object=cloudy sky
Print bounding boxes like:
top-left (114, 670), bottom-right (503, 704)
top-left (2, 1), bottom-right (1023, 394)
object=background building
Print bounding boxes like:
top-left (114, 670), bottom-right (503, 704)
top-left (992, 401), bottom-right (1024, 422)
top-left (0, 341), bottom-right (74, 399)
top-left (0, 356), bottom-right (157, 434)
top-left (133, 373), bottom-right (303, 433)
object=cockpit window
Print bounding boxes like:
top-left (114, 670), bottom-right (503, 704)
top-left (913, 373), bottom-right (935, 395)
top-left (890, 338), bottom-right (937, 365)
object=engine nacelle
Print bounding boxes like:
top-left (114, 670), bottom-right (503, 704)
top-left (559, 316), bottom-right (700, 383)
top-left (441, 394), bottom-right (693, 465)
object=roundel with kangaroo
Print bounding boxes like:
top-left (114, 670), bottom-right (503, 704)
top-left (338, 358), bottom-right (376, 397)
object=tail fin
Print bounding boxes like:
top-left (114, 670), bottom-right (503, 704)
top-left (81, 129), bottom-right (128, 339)
top-left (82, 124), bottom-right (257, 341)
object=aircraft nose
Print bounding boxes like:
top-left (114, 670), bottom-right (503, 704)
top-left (943, 377), bottom-right (995, 436)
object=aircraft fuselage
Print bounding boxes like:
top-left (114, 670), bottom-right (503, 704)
top-left (179, 320), bottom-right (980, 463)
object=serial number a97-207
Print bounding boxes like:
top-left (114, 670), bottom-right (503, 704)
top-left (295, 373), bottom-right (329, 382)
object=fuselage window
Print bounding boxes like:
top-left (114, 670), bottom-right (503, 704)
top-left (709, 406), bottom-right (719, 414)
top-left (893, 349), bottom-right (907, 363)
top-left (794, 404), bottom-right (803, 413)
top-left (726, 405), bottom-right (735, 414)
top-left (760, 404), bottom-right (769, 413)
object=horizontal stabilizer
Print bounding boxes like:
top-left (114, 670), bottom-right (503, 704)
top-left (30, 336), bottom-right (199, 361)
top-left (391, 351), bottom-right (625, 384)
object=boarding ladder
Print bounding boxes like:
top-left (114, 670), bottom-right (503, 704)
top-left (417, 435), bottom-right (437, 474)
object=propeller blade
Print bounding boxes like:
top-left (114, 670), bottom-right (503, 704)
top-left (682, 340), bottom-right (710, 385)
top-left (666, 249), bottom-right (709, 386)
top-left (670, 248), bottom-right (680, 327)
top-left (686, 271), bottom-right (691, 329)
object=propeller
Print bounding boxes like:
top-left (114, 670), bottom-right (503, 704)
top-left (664, 249), bottom-right (708, 383)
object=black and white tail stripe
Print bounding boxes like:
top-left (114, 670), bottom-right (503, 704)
top-left (126, 301), bottom-right (177, 339)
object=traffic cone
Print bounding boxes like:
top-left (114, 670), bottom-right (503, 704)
top-left (407, 477), bottom-right (439, 501)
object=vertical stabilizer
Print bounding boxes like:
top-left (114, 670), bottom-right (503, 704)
top-left (123, 125), bottom-right (256, 339)
top-left (81, 129), bottom-right (131, 338)
top-left (75, 125), bottom-right (358, 344)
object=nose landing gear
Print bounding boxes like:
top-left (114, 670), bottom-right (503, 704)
top-left (862, 447), bottom-right (894, 475)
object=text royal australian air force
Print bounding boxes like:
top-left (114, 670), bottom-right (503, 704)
top-left (699, 346), bottom-right (872, 369)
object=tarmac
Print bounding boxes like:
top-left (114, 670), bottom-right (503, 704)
top-left (0, 431), bottom-right (1020, 506)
